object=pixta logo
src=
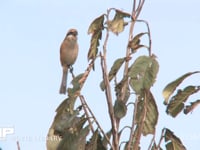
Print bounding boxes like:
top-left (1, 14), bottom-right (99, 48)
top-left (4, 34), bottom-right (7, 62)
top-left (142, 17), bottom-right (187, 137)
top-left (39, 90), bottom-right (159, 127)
top-left (0, 127), bottom-right (14, 140)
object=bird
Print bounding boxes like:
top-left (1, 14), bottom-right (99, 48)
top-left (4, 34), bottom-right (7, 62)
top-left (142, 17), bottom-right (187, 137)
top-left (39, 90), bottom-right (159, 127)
top-left (59, 28), bottom-right (79, 94)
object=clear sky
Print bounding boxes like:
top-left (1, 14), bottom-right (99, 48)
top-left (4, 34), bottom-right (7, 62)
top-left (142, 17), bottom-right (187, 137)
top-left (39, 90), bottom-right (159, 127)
top-left (0, 0), bottom-right (200, 149)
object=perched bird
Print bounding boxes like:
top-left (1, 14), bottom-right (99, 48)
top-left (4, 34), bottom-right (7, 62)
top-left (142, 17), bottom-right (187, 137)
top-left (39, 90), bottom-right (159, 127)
top-left (59, 29), bottom-right (79, 94)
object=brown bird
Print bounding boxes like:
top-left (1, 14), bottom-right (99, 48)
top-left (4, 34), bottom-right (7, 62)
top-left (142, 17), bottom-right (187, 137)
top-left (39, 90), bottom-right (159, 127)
top-left (59, 29), bottom-right (79, 94)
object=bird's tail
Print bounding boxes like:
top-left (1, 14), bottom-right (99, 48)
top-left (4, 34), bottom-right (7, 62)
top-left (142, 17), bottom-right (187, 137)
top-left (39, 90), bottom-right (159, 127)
top-left (59, 67), bottom-right (68, 94)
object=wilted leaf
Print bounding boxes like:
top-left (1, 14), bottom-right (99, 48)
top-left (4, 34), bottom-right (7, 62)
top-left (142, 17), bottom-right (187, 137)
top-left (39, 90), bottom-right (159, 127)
top-left (57, 125), bottom-right (89, 150)
top-left (129, 55), bottom-right (159, 94)
top-left (124, 127), bottom-right (140, 150)
top-left (86, 130), bottom-right (99, 150)
top-left (100, 57), bottom-right (125, 91)
top-left (163, 71), bottom-right (200, 105)
top-left (164, 128), bottom-right (186, 150)
top-left (102, 130), bottom-right (112, 149)
top-left (166, 86), bottom-right (200, 117)
top-left (184, 99), bottom-right (200, 114)
top-left (115, 9), bottom-right (131, 18)
top-left (54, 110), bottom-right (80, 136)
top-left (135, 91), bottom-right (158, 135)
top-left (88, 15), bottom-right (105, 34)
top-left (128, 32), bottom-right (148, 53)
top-left (151, 142), bottom-right (159, 150)
top-left (109, 58), bottom-right (125, 80)
top-left (114, 100), bottom-right (127, 119)
top-left (86, 129), bottom-right (106, 150)
top-left (88, 30), bottom-right (102, 61)
top-left (68, 73), bottom-right (84, 97)
top-left (108, 9), bottom-right (131, 35)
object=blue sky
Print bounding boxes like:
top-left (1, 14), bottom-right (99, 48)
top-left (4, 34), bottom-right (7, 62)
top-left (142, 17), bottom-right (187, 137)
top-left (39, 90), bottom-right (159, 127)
top-left (0, 0), bottom-right (200, 149)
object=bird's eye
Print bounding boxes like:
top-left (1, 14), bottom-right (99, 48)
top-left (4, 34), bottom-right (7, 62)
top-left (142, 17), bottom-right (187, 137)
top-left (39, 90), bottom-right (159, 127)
top-left (67, 31), bottom-right (77, 36)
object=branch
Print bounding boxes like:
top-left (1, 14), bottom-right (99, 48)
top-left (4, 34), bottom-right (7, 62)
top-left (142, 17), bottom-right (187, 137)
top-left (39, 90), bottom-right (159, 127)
top-left (101, 10), bottom-right (118, 148)
top-left (137, 19), bottom-right (152, 56)
top-left (79, 95), bottom-right (113, 148)
top-left (148, 134), bottom-right (156, 150)
top-left (17, 141), bottom-right (20, 150)
top-left (157, 128), bottom-right (165, 150)
top-left (133, 91), bottom-right (148, 149)
top-left (126, 96), bottom-right (139, 149)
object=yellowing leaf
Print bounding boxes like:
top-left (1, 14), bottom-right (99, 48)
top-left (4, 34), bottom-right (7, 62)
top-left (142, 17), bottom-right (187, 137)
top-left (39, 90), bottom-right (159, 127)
top-left (107, 19), bottom-right (125, 35)
top-left (166, 86), bottom-right (200, 117)
top-left (88, 15), bottom-right (104, 34)
top-left (163, 71), bottom-right (200, 105)
top-left (129, 55), bottom-right (159, 94)
top-left (108, 9), bottom-right (131, 35)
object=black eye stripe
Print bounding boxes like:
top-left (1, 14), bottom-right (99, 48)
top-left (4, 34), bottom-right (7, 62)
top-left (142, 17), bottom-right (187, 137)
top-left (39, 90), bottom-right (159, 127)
top-left (67, 31), bottom-right (77, 36)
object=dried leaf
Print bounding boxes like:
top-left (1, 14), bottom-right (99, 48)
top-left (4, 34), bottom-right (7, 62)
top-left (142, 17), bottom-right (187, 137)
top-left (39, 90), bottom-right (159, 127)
top-left (164, 128), bottom-right (186, 150)
top-left (128, 32), bottom-right (148, 53)
top-left (184, 99), bottom-right (200, 114)
top-left (166, 86), bottom-right (200, 117)
top-left (86, 129), bottom-right (106, 150)
top-left (57, 125), bottom-right (89, 150)
top-left (135, 91), bottom-right (158, 135)
top-left (68, 73), bottom-right (84, 97)
top-left (102, 130), bottom-right (112, 149)
top-left (163, 71), bottom-right (200, 105)
top-left (88, 30), bottom-right (102, 61)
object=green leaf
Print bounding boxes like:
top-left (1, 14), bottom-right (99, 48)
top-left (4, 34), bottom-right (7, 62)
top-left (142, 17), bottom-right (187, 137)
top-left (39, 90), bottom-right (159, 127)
top-left (184, 99), bottom-right (200, 114)
top-left (100, 57), bottom-right (125, 91)
top-left (163, 71), bottom-right (200, 105)
top-left (109, 58), bottom-right (125, 81)
top-left (108, 9), bottom-right (131, 35)
top-left (129, 55), bottom-right (159, 94)
top-left (128, 32), bottom-right (148, 53)
top-left (167, 86), bottom-right (200, 117)
top-left (88, 15), bottom-right (105, 34)
top-left (114, 100), bottom-right (127, 119)
top-left (164, 128), bottom-right (186, 150)
top-left (88, 30), bottom-right (102, 61)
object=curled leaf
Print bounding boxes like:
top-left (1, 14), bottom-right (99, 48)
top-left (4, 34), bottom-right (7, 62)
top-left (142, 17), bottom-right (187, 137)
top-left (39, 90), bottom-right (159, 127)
top-left (184, 99), bottom-right (200, 114)
top-left (128, 32), bottom-right (148, 53)
top-left (163, 71), bottom-right (200, 105)
top-left (88, 30), bottom-right (102, 61)
top-left (107, 9), bottom-right (131, 35)
top-left (88, 15), bottom-right (105, 34)
top-left (166, 86), bottom-right (200, 117)
top-left (164, 128), bottom-right (186, 150)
